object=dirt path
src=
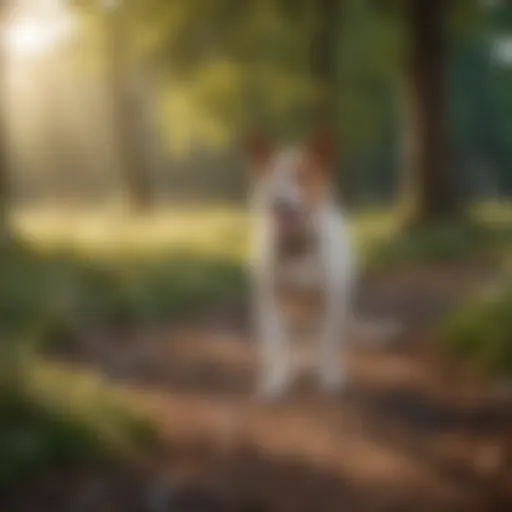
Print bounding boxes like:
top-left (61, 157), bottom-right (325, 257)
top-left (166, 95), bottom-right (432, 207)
top-left (5, 264), bottom-right (512, 511)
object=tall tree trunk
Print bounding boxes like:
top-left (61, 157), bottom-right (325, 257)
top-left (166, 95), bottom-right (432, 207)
top-left (104, 6), bottom-right (152, 213)
top-left (400, 0), bottom-right (459, 228)
top-left (311, 0), bottom-right (353, 206)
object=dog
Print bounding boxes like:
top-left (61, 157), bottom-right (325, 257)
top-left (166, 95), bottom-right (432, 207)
top-left (248, 130), bottom-right (357, 399)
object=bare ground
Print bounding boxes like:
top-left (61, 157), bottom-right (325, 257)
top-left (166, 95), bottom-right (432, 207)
top-left (3, 263), bottom-right (512, 511)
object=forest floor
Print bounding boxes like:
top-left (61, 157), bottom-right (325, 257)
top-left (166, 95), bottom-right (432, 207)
top-left (3, 261), bottom-right (512, 512)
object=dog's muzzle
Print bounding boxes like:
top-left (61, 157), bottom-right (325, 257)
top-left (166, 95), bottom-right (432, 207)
top-left (273, 201), bottom-right (305, 236)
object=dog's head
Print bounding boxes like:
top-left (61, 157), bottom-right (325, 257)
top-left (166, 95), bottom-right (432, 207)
top-left (247, 129), bottom-right (335, 231)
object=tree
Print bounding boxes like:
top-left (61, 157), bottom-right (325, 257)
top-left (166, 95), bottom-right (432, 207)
top-left (142, 0), bottom-right (318, 146)
top-left (399, 0), bottom-right (460, 227)
top-left (103, 1), bottom-right (152, 212)
top-left (311, 0), bottom-right (340, 127)
top-left (310, 0), bottom-right (355, 204)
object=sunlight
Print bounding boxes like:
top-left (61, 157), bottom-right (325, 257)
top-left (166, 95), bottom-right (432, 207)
top-left (6, 19), bottom-right (51, 55)
top-left (493, 36), bottom-right (512, 66)
top-left (5, 2), bottom-right (74, 57)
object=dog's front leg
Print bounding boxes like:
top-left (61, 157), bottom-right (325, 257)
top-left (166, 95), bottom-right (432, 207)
top-left (317, 215), bottom-right (356, 394)
top-left (318, 289), bottom-right (347, 393)
top-left (251, 216), bottom-right (291, 400)
top-left (254, 284), bottom-right (290, 400)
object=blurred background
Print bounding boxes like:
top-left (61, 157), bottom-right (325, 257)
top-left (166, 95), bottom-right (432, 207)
top-left (0, 0), bottom-right (511, 510)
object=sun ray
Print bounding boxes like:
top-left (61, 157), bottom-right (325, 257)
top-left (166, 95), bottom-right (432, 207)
top-left (5, 0), bottom-right (74, 57)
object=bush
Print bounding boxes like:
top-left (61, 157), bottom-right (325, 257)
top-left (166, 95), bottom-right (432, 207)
top-left (0, 355), bottom-right (155, 494)
top-left (439, 284), bottom-right (512, 377)
top-left (0, 245), bottom-right (248, 343)
top-left (0, 245), bottom-right (167, 494)
top-left (365, 221), bottom-right (495, 270)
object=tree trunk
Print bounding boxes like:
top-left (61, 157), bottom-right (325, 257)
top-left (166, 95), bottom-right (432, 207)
top-left (400, 0), bottom-right (459, 228)
top-left (311, 0), bottom-right (353, 205)
top-left (311, 0), bottom-right (339, 126)
top-left (104, 6), bottom-right (152, 213)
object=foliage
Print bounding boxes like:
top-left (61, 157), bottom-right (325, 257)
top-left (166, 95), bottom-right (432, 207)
top-left (359, 200), bottom-right (512, 269)
top-left (0, 244), bottom-right (163, 494)
top-left (147, 0), bottom-right (319, 148)
top-left (68, 0), bottom-right (409, 151)
top-left (366, 222), bottom-right (496, 269)
top-left (439, 282), bottom-right (512, 377)
top-left (26, 0), bottom-right (508, 207)
top-left (0, 354), bottom-right (155, 494)
top-left (450, 0), bottom-right (512, 198)
top-left (0, 247), bottom-right (246, 342)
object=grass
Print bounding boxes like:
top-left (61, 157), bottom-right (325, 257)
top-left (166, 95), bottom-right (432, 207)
top-left (6, 201), bottom-right (510, 333)
top-left (14, 201), bottom-right (511, 263)
top-left (14, 205), bottom-right (251, 260)
top-left (14, 204), bottom-right (393, 261)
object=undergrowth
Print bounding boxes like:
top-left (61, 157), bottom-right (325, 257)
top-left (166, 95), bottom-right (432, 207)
top-left (439, 281), bottom-right (512, 378)
top-left (0, 352), bottom-right (155, 494)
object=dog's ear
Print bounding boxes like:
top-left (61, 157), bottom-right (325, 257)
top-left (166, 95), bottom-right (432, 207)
top-left (307, 127), bottom-right (336, 172)
top-left (246, 132), bottom-right (273, 170)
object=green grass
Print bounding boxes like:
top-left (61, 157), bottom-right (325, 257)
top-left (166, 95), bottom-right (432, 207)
top-left (14, 205), bottom-right (251, 260)
top-left (14, 201), bottom-right (511, 263)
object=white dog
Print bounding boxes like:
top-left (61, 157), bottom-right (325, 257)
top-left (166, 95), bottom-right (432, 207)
top-left (248, 130), bottom-right (357, 400)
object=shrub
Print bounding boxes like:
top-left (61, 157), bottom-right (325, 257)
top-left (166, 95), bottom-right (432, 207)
top-left (0, 355), bottom-right (155, 494)
top-left (439, 283), bottom-right (512, 378)
top-left (365, 221), bottom-right (494, 270)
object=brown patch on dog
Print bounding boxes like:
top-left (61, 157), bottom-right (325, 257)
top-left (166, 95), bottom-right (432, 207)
top-left (246, 133), bottom-right (273, 172)
top-left (301, 128), bottom-right (336, 210)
